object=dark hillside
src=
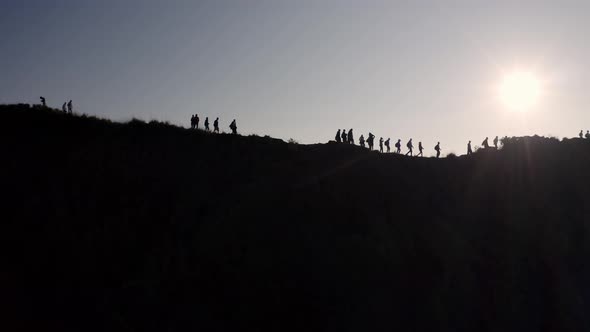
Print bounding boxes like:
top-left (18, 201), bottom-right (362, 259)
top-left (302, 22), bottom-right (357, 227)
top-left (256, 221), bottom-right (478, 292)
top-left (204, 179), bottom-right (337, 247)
top-left (3, 104), bottom-right (590, 331)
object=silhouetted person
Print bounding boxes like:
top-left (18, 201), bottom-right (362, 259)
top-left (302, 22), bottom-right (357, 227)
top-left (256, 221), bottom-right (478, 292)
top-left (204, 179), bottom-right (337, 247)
top-left (40, 96), bottom-right (46, 107)
top-left (190, 115), bottom-right (195, 129)
top-left (348, 129), bottom-right (354, 145)
top-left (62, 102), bottom-right (67, 113)
top-left (493, 136), bottom-right (499, 149)
top-left (229, 119), bottom-right (237, 134)
top-left (580, 130), bottom-right (584, 139)
top-left (359, 134), bottom-right (365, 147)
top-left (368, 133), bottom-right (375, 150)
top-left (195, 114), bottom-right (199, 129)
top-left (379, 137), bottom-right (384, 153)
top-left (482, 137), bottom-right (489, 149)
top-left (417, 141), bottom-right (424, 157)
top-left (335, 129), bottom-right (341, 143)
top-left (395, 139), bottom-right (401, 154)
top-left (341, 129), bottom-right (347, 143)
top-left (204, 117), bottom-right (210, 131)
top-left (406, 138), bottom-right (413, 156)
top-left (586, 130), bottom-right (590, 139)
top-left (435, 142), bottom-right (441, 158)
top-left (67, 100), bottom-right (73, 114)
top-left (385, 138), bottom-right (391, 153)
top-left (214, 117), bottom-right (219, 133)
top-left (467, 141), bottom-right (473, 155)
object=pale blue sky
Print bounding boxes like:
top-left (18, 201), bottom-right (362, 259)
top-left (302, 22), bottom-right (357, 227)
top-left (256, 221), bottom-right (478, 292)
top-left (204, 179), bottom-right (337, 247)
top-left (2, 0), bottom-right (590, 155)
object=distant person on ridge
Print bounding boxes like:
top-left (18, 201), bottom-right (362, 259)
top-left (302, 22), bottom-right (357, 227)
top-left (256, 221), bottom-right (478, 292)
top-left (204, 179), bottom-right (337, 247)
top-left (385, 138), bottom-right (391, 153)
top-left (342, 129), bottom-right (347, 143)
top-left (40, 96), bottom-right (46, 107)
top-left (348, 129), bottom-right (354, 145)
top-left (195, 114), bottom-right (199, 129)
top-left (435, 142), bottom-right (441, 158)
top-left (67, 100), bottom-right (73, 114)
top-left (417, 141), bottom-right (424, 157)
top-left (467, 141), bottom-right (473, 155)
top-left (586, 130), bottom-right (590, 139)
top-left (62, 102), bottom-right (67, 113)
top-left (395, 139), bottom-right (401, 154)
top-left (580, 130), bottom-right (584, 139)
top-left (214, 117), bottom-right (219, 133)
top-left (335, 129), bottom-right (341, 143)
top-left (229, 119), bottom-right (237, 134)
top-left (190, 115), bottom-right (195, 129)
top-left (493, 136), bottom-right (499, 149)
top-left (367, 133), bottom-right (375, 150)
top-left (406, 138), bottom-right (413, 156)
top-left (359, 134), bottom-right (365, 147)
top-left (482, 137), bottom-right (489, 149)
top-left (204, 117), bottom-right (210, 131)
top-left (379, 137), bottom-right (384, 153)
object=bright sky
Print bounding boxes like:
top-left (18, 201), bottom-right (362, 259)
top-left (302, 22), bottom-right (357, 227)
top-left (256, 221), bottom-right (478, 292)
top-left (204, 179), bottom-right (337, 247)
top-left (2, 0), bottom-right (590, 155)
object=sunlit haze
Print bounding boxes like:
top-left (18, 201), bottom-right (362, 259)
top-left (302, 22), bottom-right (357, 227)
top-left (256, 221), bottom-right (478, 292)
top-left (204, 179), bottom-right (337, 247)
top-left (3, 0), bottom-right (590, 155)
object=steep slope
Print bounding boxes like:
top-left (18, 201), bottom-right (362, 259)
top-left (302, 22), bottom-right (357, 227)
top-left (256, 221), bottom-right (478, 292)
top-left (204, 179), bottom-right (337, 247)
top-left (3, 104), bottom-right (590, 331)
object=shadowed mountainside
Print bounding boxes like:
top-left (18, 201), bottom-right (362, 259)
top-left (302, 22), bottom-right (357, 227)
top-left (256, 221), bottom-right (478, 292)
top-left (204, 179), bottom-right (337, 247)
top-left (3, 104), bottom-right (590, 331)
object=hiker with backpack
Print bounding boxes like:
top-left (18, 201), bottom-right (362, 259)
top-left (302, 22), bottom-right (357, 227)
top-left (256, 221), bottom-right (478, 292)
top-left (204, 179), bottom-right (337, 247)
top-left (395, 139), bottom-right (401, 154)
top-left (359, 134), bottom-right (365, 147)
top-left (348, 129), bottom-right (354, 145)
top-left (204, 117), bottom-right (210, 131)
top-left (417, 141), bottom-right (424, 157)
top-left (379, 137), bottom-right (384, 153)
top-left (435, 142), bottom-right (441, 158)
top-left (406, 138), bottom-right (413, 156)
top-left (385, 138), bottom-right (391, 153)
top-left (335, 129), bottom-right (341, 143)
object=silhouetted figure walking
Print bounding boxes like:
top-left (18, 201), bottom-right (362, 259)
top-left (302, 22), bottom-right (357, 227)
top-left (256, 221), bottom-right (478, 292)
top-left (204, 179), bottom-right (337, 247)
top-left (40, 96), bottom-right (46, 107)
top-left (335, 129), bottom-right (341, 143)
top-left (359, 134), bottom-right (365, 147)
top-left (385, 138), bottom-right (391, 153)
top-left (214, 117), bottom-right (219, 133)
top-left (229, 119), bottom-right (237, 134)
top-left (204, 117), bottom-right (210, 131)
top-left (195, 114), bottom-right (199, 129)
top-left (379, 137), bottom-right (384, 153)
top-left (467, 141), bottom-right (473, 155)
top-left (348, 129), bottom-right (354, 145)
top-left (482, 137), bottom-right (489, 149)
top-left (395, 139), bottom-right (401, 154)
top-left (586, 130), bottom-right (590, 139)
top-left (406, 138), bottom-right (413, 156)
top-left (493, 136), bottom-right (499, 149)
top-left (435, 142), bottom-right (441, 158)
top-left (417, 141), bottom-right (424, 157)
top-left (367, 133), bottom-right (375, 150)
top-left (341, 129), bottom-right (347, 143)
top-left (190, 115), bottom-right (196, 129)
top-left (580, 130), bottom-right (584, 139)
top-left (67, 100), bottom-right (73, 114)
top-left (62, 102), bottom-right (67, 113)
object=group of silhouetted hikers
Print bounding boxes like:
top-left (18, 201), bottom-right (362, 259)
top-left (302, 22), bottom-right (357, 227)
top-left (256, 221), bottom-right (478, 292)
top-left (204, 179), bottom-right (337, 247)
top-left (39, 96), bottom-right (73, 114)
top-left (579, 130), bottom-right (590, 139)
top-left (190, 114), bottom-right (238, 134)
top-left (467, 136), bottom-right (501, 155)
top-left (334, 129), bottom-right (442, 157)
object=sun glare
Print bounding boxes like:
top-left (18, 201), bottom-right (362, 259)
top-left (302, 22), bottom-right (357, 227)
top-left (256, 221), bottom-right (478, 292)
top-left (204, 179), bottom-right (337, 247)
top-left (498, 71), bottom-right (541, 111)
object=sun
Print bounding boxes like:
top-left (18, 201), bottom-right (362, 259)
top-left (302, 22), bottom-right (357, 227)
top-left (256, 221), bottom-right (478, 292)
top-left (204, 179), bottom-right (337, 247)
top-left (498, 71), bottom-right (541, 111)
